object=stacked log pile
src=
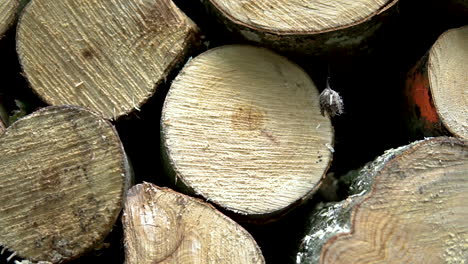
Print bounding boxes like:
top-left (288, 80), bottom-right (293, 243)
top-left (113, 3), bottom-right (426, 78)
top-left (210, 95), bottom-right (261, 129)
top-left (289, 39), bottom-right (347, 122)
top-left (0, 0), bottom-right (466, 263)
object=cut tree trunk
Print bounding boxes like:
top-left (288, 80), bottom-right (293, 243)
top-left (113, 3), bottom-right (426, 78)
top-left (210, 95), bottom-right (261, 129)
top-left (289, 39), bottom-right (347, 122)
top-left (16, 0), bottom-right (201, 120)
top-left (161, 45), bottom-right (334, 219)
top-left (405, 25), bottom-right (468, 140)
top-left (201, 0), bottom-right (398, 56)
top-left (0, 106), bottom-right (132, 263)
top-left (0, 0), bottom-right (18, 39)
top-left (296, 137), bottom-right (468, 264)
top-left (122, 182), bottom-right (265, 264)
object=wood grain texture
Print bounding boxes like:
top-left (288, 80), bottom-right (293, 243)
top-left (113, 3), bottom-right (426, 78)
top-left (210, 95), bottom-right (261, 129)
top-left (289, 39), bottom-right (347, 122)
top-left (17, 0), bottom-right (200, 120)
top-left (0, 118), bottom-right (4, 134)
top-left (122, 182), bottom-right (265, 264)
top-left (209, 0), bottom-right (390, 33)
top-left (428, 26), bottom-right (468, 140)
top-left (161, 45), bottom-right (333, 217)
top-left (0, 106), bottom-right (131, 263)
top-left (405, 26), bottom-right (468, 140)
top-left (0, 0), bottom-right (18, 38)
top-left (202, 0), bottom-right (398, 56)
top-left (297, 137), bottom-right (468, 264)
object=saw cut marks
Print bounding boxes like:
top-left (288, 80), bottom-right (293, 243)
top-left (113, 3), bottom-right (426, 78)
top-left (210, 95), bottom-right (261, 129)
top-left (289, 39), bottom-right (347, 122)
top-left (161, 45), bottom-right (333, 217)
top-left (122, 183), bottom-right (265, 264)
top-left (17, 0), bottom-right (199, 120)
top-left (0, 0), bottom-right (18, 38)
top-left (0, 106), bottom-right (131, 263)
top-left (208, 0), bottom-right (391, 33)
top-left (321, 138), bottom-right (468, 264)
top-left (428, 25), bottom-right (468, 140)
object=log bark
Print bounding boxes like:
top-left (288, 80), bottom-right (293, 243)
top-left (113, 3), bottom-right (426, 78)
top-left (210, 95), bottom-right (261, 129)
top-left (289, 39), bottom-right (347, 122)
top-left (405, 25), bottom-right (468, 140)
top-left (122, 182), bottom-right (265, 264)
top-left (0, 106), bottom-right (132, 263)
top-left (296, 137), bottom-right (468, 264)
top-left (16, 0), bottom-right (201, 120)
top-left (0, 0), bottom-right (18, 39)
top-left (201, 0), bottom-right (398, 57)
top-left (161, 45), bottom-right (334, 218)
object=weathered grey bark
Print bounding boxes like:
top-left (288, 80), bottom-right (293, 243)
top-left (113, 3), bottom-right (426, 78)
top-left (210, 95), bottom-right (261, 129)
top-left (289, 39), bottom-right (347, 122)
top-left (0, 106), bottom-right (132, 263)
top-left (297, 137), bottom-right (468, 264)
top-left (201, 0), bottom-right (399, 57)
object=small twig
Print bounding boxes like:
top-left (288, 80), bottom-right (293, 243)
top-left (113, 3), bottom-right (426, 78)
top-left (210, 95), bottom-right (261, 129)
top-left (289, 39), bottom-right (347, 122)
top-left (7, 251), bottom-right (17, 262)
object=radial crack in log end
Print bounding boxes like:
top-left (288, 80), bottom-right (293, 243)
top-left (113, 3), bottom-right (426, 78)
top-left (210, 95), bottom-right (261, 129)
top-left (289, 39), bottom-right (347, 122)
top-left (122, 182), bottom-right (265, 264)
top-left (297, 137), bottom-right (468, 264)
top-left (17, 0), bottom-right (201, 120)
top-left (0, 106), bottom-right (131, 263)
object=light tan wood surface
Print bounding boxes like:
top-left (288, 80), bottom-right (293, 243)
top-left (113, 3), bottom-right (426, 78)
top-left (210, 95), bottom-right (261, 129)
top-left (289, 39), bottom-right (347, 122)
top-left (0, 0), bottom-right (18, 37)
top-left (0, 106), bottom-right (131, 263)
top-left (122, 182), bottom-right (265, 264)
top-left (161, 45), bottom-right (333, 217)
top-left (208, 0), bottom-right (391, 33)
top-left (429, 25), bottom-right (468, 140)
top-left (17, 0), bottom-right (199, 120)
top-left (297, 137), bottom-right (468, 264)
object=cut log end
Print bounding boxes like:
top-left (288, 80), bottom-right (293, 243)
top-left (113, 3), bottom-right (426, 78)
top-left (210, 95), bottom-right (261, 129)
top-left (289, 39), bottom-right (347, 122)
top-left (0, 0), bottom-right (18, 38)
top-left (428, 25), bottom-right (468, 140)
top-left (208, 0), bottom-right (393, 34)
top-left (122, 182), bottom-right (265, 264)
top-left (17, 0), bottom-right (200, 120)
top-left (161, 45), bottom-right (333, 217)
top-left (0, 106), bottom-right (130, 263)
top-left (297, 137), bottom-right (468, 264)
top-left (0, 119), bottom-right (5, 134)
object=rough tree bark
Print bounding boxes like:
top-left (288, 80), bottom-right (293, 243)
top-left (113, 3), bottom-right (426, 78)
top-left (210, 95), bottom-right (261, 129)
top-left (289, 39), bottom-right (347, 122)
top-left (296, 137), bottom-right (468, 264)
top-left (405, 25), bottom-right (468, 140)
top-left (16, 0), bottom-right (201, 120)
top-left (200, 0), bottom-right (399, 56)
top-left (0, 0), bottom-right (18, 39)
top-left (161, 45), bottom-right (334, 219)
top-left (0, 106), bottom-right (132, 263)
top-left (122, 182), bottom-right (265, 264)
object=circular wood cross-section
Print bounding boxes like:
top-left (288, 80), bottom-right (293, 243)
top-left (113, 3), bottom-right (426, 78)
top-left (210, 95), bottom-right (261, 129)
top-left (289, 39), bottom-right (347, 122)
top-left (208, 0), bottom-right (392, 34)
top-left (0, 0), bottom-right (18, 37)
top-left (0, 106), bottom-right (130, 263)
top-left (161, 45), bottom-right (333, 217)
top-left (17, 0), bottom-right (199, 120)
top-left (122, 183), bottom-right (265, 264)
top-left (429, 26), bottom-right (468, 140)
top-left (323, 138), bottom-right (468, 264)
top-left (296, 137), bottom-right (468, 263)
